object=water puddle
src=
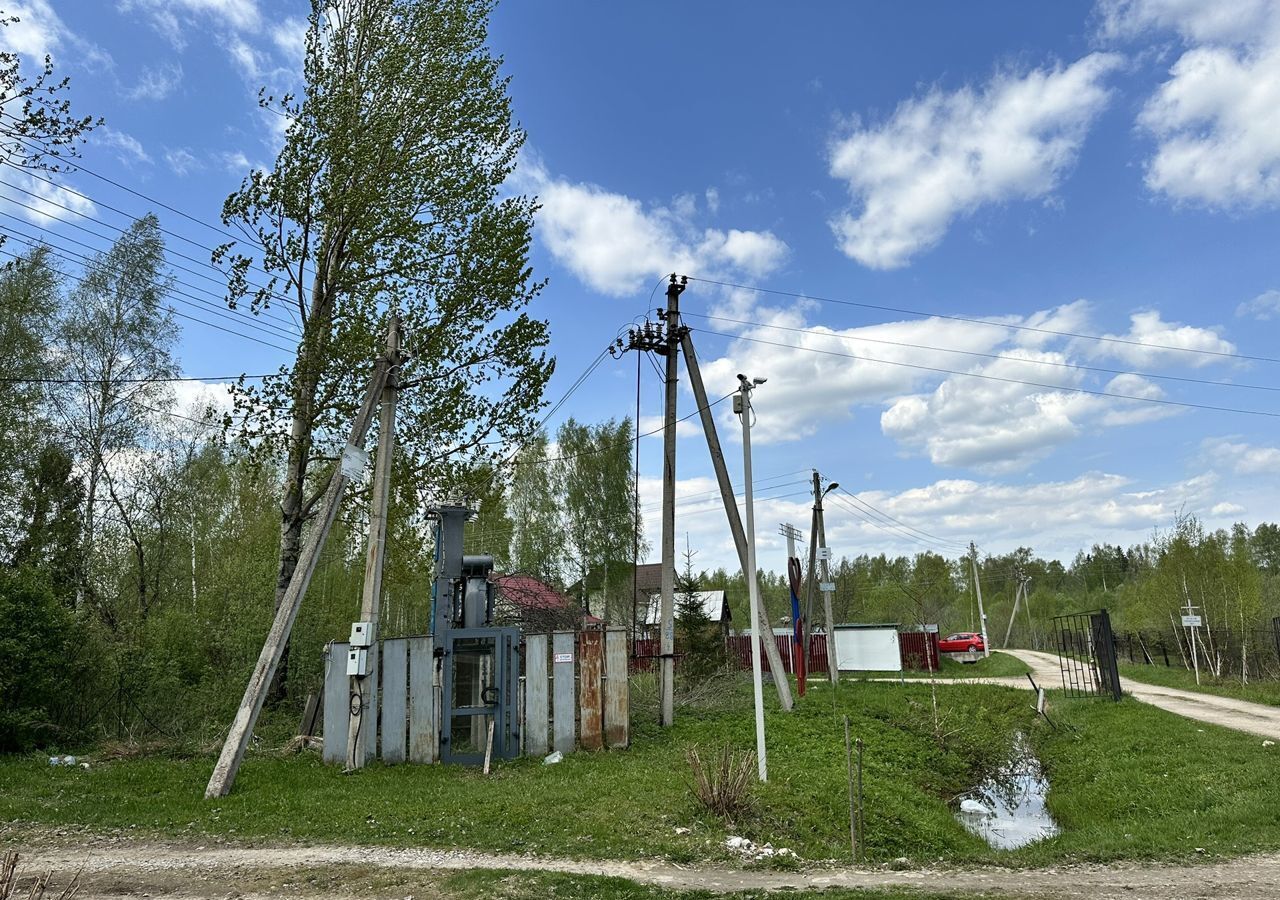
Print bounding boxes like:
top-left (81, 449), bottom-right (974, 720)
top-left (956, 734), bottom-right (1060, 850)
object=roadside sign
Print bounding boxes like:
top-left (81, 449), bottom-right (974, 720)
top-left (819, 582), bottom-right (836, 592)
top-left (340, 443), bottom-right (369, 480)
top-left (553, 652), bottom-right (573, 664)
top-left (1181, 615), bottom-right (1202, 627)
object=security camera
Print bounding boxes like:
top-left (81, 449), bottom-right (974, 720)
top-left (752, 377), bottom-right (767, 385)
top-left (737, 373), bottom-right (748, 382)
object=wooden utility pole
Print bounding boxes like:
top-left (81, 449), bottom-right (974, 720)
top-left (779, 522), bottom-right (805, 694)
top-left (659, 275), bottom-right (685, 727)
top-left (816, 493), bottom-right (838, 685)
top-left (802, 477), bottom-right (820, 663)
top-left (206, 355), bottom-right (391, 799)
top-left (346, 317), bottom-right (401, 769)
top-left (970, 542), bottom-right (990, 658)
top-left (1003, 570), bottom-right (1028, 649)
top-left (679, 328), bottom-right (793, 710)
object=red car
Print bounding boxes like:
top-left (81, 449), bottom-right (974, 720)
top-left (939, 632), bottom-right (985, 654)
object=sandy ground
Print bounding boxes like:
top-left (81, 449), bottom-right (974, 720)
top-left (6, 832), bottom-right (1280, 899)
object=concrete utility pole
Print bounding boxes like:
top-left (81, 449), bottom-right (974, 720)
top-left (737, 374), bottom-right (768, 781)
top-left (679, 328), bottom-right (793, 710)
top-left (346, 317), bottom-right (401, 769)
top-left (970, 542), bottom-right (990, 658)
top-left (206, 353), bottom-right (391, 798)
top-left (1003, 570), bottom-right (1029, 649)
top-left (658, 275), bottom-right (685, 728)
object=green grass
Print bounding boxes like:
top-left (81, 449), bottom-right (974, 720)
top-left (1118, 662), bottom-right (1280, 707)
top-left (848, 651), bottom-right (1031, 680)
top-left (3, 672), bottom-right (1279, 869)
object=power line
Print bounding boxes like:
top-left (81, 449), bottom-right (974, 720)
top-left (0, 238), bottom-right (297, 354)
top-left (0, 179), bottom-right (304, 333)
top-left (685, 311), bottom-right (1280, 394)
top-left (692, 327), bottom-right (1280, 419)
top-left (0, 373), bottom-right (273, 384)
top-left (832, 486), bottom-right (969, 551)
top-left (0, 219), bottom-right (301, 342)
top-left (687, 275), bottom-right (1280, 365)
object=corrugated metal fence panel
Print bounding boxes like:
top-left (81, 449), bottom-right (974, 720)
top-left (578, 630), bottom-right (604, 751)
top-left (380, 638), bottom-right (408, 764)
top-left (899, 632), bottom-right (940, 671)
top-left (552, 631), bottom-right (575, 754)
top-left (524, 634), bottom-right (549, 757)
top-left (407, 636), bottom-right (436, 764)
top-left (322, 642), bottom-right (350, 765)
top-left (603, 628), bottom-right (629, 749)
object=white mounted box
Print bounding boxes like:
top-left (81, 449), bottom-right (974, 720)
top-left (349, 621), bottom-right (375, 647)
top-left (346, 647), bottom-right (369, 676)
top-left (832, 624), bottom-right (901, 672)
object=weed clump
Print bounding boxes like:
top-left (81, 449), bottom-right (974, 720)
top-left (686, 745), bottom-right (756, 821)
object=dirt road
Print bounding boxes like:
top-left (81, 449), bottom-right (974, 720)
top-left (9, 835), bottom-right (1280, 899)
top-left (1005, 649), bottom-right (1280, 741)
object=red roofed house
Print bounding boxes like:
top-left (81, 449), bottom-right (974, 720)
top-left (493, 574), bottom-right (601, 632)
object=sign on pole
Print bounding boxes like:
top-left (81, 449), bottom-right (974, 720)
top-left (1181, 614), bottom-right (1202, 627)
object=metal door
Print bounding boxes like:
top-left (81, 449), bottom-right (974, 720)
top-left (440, 627), bottom-right (520, 765)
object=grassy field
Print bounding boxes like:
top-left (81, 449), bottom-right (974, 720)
top-left (2, 672), bottom-right (1278, 868)
top-left (847, 650), bottom-right (1031, 680)
top-left (1118, 662), bottom-right (1280, 707)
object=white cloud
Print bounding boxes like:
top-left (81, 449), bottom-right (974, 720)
top-left (170, 380), bottom-right (235, 421)
top-left (1211, 501), bottom-right (1245, 516)
top-left (1204, 438), bottom-right (1280, 475)
top-left (1104, 0), bottom-right (1280, 208)
top-left (163, 147), bottom-right (202, 176)
top-left (827, 53), bottom-right (1120, 268)
top-left (0, 171), bottom-right (95, 225)
top-left (1238, 289), bottom-right (1280, 320)
top-left (97, 127), bottom-right (152, 166)
top-left (125, 62), bottom-right (183, 101)
top-left (120, 0), bottom-right (261, 47)
top-left (270, 18), bottom-right (307, 67)
top-left (518, 159), bottom-right (789, 296)
top-left (1084, 310), bottom-right (1236, 368)
top-left (0, 0), bottom-right (110, 68)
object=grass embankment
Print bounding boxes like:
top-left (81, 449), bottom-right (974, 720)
top-left (2, 672), bottom-right (1278, 867)
top-left (1118, 662), bottom-right (1280, 707)
top-left (848, 650), bottom-right (1031, 680)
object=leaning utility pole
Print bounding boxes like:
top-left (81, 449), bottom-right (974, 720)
top-left (970, 542), bottom-right (990, 658)
top-left (346, 317), bottom-right (402, 769)
top-left (737, 374), bottom-right (768, 781)
top-left (206, 349), bottom-right (392, 798)
top-left (679, 325), bottom-right (793, 710)
top-left (658, 275), bottom-right (685, 727)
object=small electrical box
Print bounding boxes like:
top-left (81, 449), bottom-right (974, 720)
top-left (349, 621), bottom-right (374, 647)
top-left (732, 395), bottom-right (744, 414)
top-left (346, 647), bottom-right (369, 677)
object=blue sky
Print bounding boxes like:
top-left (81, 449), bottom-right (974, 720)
top-left (4, 0), bottom-right (1280, 572)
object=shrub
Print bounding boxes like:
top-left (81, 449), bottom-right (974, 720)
top-left (686, 744), bottom-right (756, 821)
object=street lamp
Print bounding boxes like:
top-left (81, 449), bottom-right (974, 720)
top-left (736, 374), bottom-right (768, 782)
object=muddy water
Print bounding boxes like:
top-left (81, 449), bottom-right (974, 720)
top-left (956, 734), bottom-right (1060, 850)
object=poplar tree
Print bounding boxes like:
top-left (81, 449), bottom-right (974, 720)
top-left (217, 0), bottom-right (551, 697)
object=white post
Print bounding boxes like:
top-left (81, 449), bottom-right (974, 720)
top-left (970, 543), bottom-right (989, 658)
top-left (738, 375), bottom-right (768, 782)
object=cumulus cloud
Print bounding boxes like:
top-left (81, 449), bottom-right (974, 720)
top-left (1237, 289), bottom-right (1280, 320)
top-left (518, 159), bottom-right (789, 297)
top-left (1102, 0), bottom-right (1280, 208)
top-left (1204, 438), bottom-right (1280, 475)
top-left (827, 53), bottom-right (1120, 269)
top-left (1083, 310), bottom-right (1236, 368)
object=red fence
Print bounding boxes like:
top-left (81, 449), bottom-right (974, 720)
top-left (631, 631), bottom-right (939, 674)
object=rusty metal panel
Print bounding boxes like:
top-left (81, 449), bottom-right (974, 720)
top-left (524, 634), bottom-right (549, 757)
top-left (578, 631), bottom-right (603, 751)
top-left (603, 628), bottom-right (629, 749)
top-left (322, 642), bottom-right (349, 765)
top-left (380, 638), bottom-right (408, 764)
top-left (408, 636), bottom-right (436, 763)
top-left (552, 631), bottom-right (575, 754)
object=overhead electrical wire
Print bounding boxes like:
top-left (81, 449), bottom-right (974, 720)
top-left (691, 327), bottom-right (1280, 419)
top-left (684, 311), bottom-right (1280, 394)
top-left (687, 275), bottom-right (1280, 366)
top-left (833, 485), bottom-right (970, 551)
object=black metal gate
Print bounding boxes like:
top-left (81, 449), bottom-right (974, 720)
top-left (1052, 608), bottom-right (1122, 701)
top-left (440, 626), bottom-right (521, 765)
